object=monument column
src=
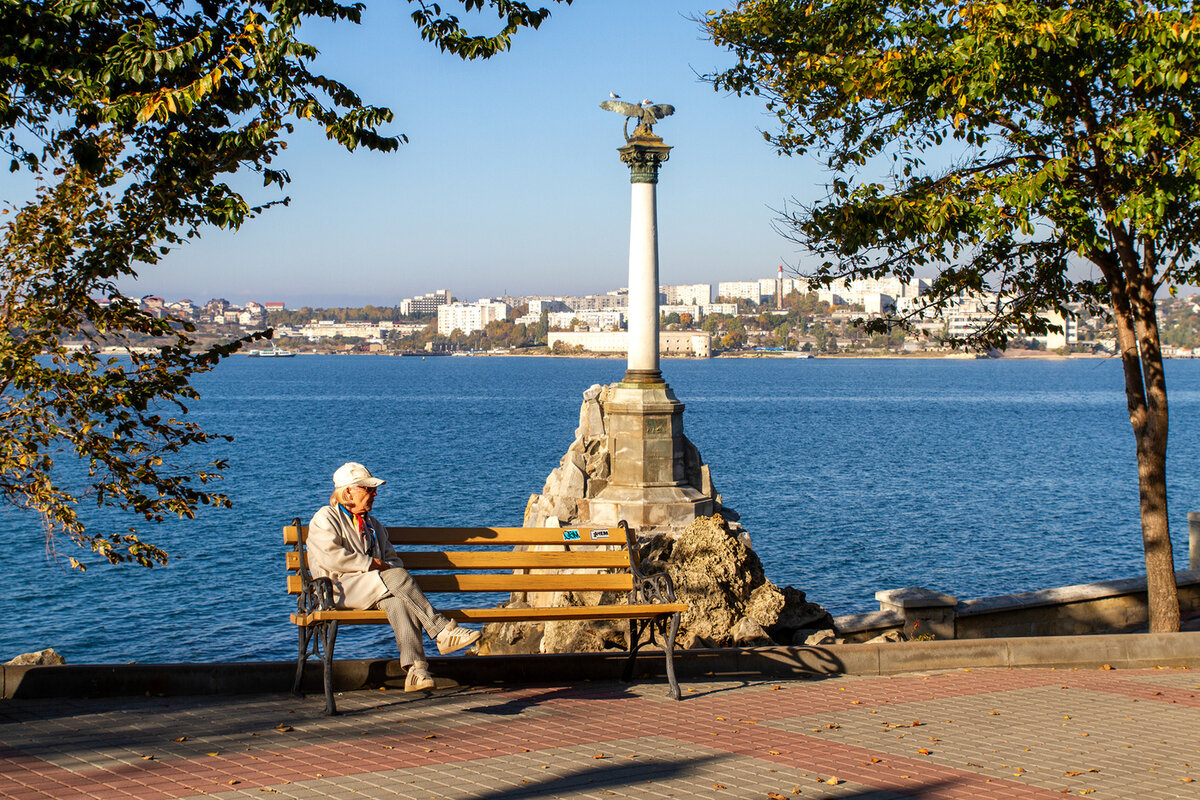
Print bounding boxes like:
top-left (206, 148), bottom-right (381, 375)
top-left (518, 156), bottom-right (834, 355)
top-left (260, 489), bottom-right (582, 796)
top-left (585, 100), bottom-right (711, 530)
top-left (620, 133), bottom-right (670, 383)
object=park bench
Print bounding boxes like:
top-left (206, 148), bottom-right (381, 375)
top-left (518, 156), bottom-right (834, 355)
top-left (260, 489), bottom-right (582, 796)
top-left (284, 519), bottom-right (686, 714)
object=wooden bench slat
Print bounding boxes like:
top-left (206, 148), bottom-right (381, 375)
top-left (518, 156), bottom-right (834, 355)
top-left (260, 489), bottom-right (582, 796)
top-left (291, 602), bottom-right (687, 626)
top-left (286, 550), bottom-right (631, 572)
top-left (287, 572), bottom-right (633, 595)
top-left (284, 525), bottom-right (623, 546)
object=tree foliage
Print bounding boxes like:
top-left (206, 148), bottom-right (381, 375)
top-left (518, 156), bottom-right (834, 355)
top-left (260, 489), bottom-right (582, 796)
top-left (0, 0), bottom-right (570, 568)
top-left (706, 0), bottom-right (1200, 630)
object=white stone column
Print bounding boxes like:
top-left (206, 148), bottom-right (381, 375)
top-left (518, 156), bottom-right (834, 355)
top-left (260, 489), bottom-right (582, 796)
top-left (618, 131), bottom-right (670, 384)
top-left (627, 181), bottom-right (659, 375)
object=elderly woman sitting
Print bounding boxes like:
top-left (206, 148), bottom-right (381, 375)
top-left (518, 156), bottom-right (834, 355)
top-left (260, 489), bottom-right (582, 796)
top-left (306, 462), bottom-right (479, 691)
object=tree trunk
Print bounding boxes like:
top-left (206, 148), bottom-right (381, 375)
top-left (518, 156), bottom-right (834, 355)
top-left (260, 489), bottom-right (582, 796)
top-left (1131, 288), bottom-right (1180, 633)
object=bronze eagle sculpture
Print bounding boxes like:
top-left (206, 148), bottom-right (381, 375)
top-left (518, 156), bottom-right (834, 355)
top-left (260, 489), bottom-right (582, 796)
top-left (600, 99), bottom-right (675, 139)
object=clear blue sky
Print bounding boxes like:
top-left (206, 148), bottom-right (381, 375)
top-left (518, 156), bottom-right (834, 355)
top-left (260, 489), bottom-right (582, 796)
top-left (118, 1), bottom-right (828, 307)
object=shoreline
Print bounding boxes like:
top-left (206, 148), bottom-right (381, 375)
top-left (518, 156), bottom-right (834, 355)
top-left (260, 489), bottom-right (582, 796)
top-left (258, 349), bottom-right (1117, 361)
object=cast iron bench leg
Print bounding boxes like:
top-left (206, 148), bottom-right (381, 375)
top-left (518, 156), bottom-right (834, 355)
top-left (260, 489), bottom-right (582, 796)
top-left (322, 621), bottom-right (339, 716)
top-left (622, 618), bottom-right (645, 682)
top-left (293, 626), bottom-right (313, 697)
top-left (663, 612), bottom-right (681, 700)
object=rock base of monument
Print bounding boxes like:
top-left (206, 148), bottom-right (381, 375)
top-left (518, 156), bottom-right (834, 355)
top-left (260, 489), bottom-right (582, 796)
top-left (482, 384), bottom-right (831, 656)
top-left (478, 514), bottom-right (832, 655)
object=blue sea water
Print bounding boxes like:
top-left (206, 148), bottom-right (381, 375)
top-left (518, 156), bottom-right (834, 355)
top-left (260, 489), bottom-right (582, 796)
top-left (4, 355), bottom-right (1199, 664)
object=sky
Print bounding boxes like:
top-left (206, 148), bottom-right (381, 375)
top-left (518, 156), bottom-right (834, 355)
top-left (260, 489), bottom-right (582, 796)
top-left (111, 1), bottom-right (831, 308)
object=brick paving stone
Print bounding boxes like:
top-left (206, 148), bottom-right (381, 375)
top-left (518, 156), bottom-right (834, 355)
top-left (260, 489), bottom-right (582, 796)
top-left (2, 670), bottom-right (1199, 798)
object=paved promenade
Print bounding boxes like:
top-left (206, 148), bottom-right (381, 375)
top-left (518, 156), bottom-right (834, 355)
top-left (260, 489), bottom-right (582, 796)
top-left (1, 667), bottom-right (1197, 799)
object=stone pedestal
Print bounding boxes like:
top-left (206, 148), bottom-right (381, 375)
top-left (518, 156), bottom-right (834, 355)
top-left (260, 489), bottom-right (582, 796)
top-left (586, 381), bottom-right (712, 528)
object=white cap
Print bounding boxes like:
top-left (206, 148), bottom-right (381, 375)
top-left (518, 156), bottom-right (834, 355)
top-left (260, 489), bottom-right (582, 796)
top-left (332, 462), bottom-right (386, 490)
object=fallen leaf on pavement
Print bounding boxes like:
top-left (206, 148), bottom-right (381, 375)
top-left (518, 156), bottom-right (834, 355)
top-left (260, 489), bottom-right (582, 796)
top-left (171, 736), bottom-right (188, 742)
top-left (713, 783), bottom-right (725, 789)
top-left (824, 777), bottom-right (841, 785)
top-left (593, 754), bottom-right (608, 759)
top-left (917, 749), bottom-right (932, 755)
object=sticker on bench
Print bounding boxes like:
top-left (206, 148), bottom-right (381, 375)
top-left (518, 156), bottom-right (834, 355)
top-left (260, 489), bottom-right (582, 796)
top-left (589, 529), bottom-right (610, 540)
top-left (562, 529), bottom-right (581, 541)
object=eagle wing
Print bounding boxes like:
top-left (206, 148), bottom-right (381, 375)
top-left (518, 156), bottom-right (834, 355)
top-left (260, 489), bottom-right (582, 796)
top-left (647, 104), bottom-right (675, 121)
top-left (600, 100), bottom-right (644, 118)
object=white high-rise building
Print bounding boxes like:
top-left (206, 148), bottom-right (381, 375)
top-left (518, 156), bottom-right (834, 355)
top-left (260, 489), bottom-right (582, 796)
top-left (400, 289), bottom-right (452, 316)
top-left (717, 281), bottom-right (763, 302)
top-left (661, 283), bottom-right (712, 305)
top-left (437, 300), bottom-right (509, 336)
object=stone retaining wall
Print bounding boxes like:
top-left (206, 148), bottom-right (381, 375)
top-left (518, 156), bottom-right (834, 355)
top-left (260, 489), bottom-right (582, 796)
top-left (833, 569), bottom-right (1200, 642)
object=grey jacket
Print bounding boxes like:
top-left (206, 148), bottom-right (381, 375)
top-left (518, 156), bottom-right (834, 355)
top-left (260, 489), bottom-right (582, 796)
top-left (306, 503), bottom-right (404, 609)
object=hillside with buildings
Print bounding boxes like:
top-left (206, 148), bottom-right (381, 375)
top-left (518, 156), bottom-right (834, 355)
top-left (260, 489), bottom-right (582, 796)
top-left (104, 272), bottom-right (1190, 357)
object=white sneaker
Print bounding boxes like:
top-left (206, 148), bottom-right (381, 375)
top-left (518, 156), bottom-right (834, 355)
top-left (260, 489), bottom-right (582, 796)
top-left (404, 663), bottom-right (435, 692)
top-left (435, 622), bottom-right (481, 655)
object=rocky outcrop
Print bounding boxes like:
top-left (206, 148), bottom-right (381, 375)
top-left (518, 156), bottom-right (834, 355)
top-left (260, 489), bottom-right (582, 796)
top-left (641, 515), bottom-right (832, 649)
top-left (5, 648), bottom-right (65, 666)
top-left (478, 515), bottom-right (832, 654)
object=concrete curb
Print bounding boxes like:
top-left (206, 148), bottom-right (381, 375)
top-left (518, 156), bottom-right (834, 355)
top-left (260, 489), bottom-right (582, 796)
top-left (5, 631), bottom-right (1199, 700)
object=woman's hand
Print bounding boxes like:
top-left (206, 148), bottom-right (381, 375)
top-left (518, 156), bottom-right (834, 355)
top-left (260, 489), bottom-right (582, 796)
top-left (369, 558), bottom-right (389, 571)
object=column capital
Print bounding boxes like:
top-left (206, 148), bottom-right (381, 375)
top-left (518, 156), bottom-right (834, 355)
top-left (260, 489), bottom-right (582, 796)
top-left (618, 131), bottom-right (672, 184)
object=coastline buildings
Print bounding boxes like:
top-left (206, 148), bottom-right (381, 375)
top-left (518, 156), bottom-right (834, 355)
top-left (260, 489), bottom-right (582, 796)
top-left (437, 299), bottom-right (509, 336)
top-left (126, 271), bottom-right (1125, 355)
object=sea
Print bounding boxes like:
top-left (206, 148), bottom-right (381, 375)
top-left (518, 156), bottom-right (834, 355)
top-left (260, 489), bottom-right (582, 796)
top-left (4, 354), bottom-right (1199, 664)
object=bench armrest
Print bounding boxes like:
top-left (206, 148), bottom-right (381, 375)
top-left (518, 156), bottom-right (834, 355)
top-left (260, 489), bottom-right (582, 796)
top-left (624, 521), bottom-right (679, 605)
top-left (633, 571), bottom-right (679, 604)
top-left (292, 515), bottom-right (334, 613)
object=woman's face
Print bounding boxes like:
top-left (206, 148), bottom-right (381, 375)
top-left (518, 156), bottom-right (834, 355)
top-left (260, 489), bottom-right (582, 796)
top-left (342, 485), bottom-right (377, 515)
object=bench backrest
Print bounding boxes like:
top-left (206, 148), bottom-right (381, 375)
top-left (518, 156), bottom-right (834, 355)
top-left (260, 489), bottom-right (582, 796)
top-left (284, 521), bottom-right (638, 597)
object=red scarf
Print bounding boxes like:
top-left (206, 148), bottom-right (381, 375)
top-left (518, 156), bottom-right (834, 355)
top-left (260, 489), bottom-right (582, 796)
top-left (340, 504), bottom-right (375, 554)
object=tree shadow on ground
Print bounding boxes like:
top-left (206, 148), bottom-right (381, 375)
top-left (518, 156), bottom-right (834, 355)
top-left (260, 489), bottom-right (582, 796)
top-left (468, 754), bottom-right (955, 800)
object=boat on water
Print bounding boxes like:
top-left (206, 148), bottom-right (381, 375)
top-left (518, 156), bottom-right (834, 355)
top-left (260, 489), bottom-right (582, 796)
top-left (247, 345), bottom-right (296, 358)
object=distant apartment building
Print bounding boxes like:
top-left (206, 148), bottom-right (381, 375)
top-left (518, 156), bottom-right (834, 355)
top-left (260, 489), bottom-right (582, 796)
top-left (548, 330), bottom-right (711, 357)
top-left (547, 309), bottom-right (624, 331)
top-left (400, 289), bottom-right (452, 316)
top-left (819, 277), bottom-right (931, 314)
top-left (717, 281), bottom-right (763, 303)
top-left (264, 302), bottom-right (285, 314)
top-left (298, 320), bottom-right (396, 340)
top-left (660, 283), bottom-right (711, 305)
top-left (437, 300), bottom-right (509, 336)
top-left (567, 288), bottom-right (628, 311)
